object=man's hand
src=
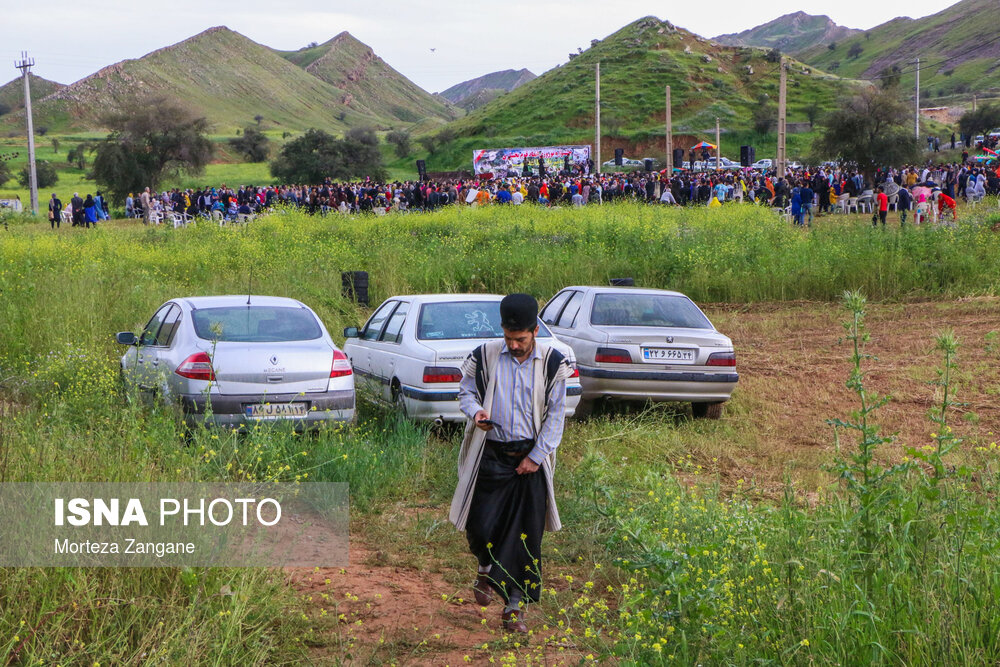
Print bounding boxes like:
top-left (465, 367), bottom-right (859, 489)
top-left (474, 410), bottom-right (493, 432)
top-left (516, 457), bottom-right (540, 475)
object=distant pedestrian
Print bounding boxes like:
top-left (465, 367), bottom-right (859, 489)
top-left (48, 193), bottom-right (62, 229)
top-left (875, 187), bottom-right (888, 226)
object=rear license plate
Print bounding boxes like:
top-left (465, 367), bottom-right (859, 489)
top-left (641, 347), bottom-right (696, 363)
top-left (245, 403), bottom-right (308, 419)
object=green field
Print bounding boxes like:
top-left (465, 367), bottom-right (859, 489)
top-left (3, 203), bottom-right (1000, 663)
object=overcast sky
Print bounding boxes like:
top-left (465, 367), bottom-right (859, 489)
top-left (2, 0), bottom-right (958, 93)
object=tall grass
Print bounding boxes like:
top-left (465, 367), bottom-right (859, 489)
top-left (4, 204), bottom-right (1000, 662)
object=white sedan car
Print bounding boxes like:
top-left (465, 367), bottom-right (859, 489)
top-left (343, 294), bottom-right (582, 423)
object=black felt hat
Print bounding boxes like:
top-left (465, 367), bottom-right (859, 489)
top-left (500, 293), bottom-right (538, 330)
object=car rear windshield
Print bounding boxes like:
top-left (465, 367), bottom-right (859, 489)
top-left (191, 306), bottom-right (322, 342)
top-left (591, 294), bottom-right (712, 328)
top-left (417, 301), bottom-right (551, 340)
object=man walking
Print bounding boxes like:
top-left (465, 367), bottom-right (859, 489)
top-left (450, 293), bottom-right (574, 634)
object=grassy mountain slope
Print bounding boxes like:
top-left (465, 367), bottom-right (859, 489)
top-left (714, 12), bottom-right (860, 54)
top-left (0, 27), bottom-right (444, 135)
top-left (0, 74), bottom-right (63, 116)
top-left (277, 32), bottom-right (457, 126)
top-left (438, 69), bottom-right (536, 107)
top-left (427, 17), bottom-right (843, 168)
top-left (798, 0), bottom-right (1000, 99)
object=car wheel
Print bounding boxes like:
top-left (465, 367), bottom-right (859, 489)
top-left (691, 401), bottom-right (724, 420)
top-left (573, 398), bottom-right (595, 421)
top-left (391, 381), bottom-right (408, 418)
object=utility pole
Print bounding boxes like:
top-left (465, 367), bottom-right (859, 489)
top-left (665, 85), bottom-right (673, 173)
top-left (15, 52), bottom-right (38, 216)
top-left (715, 117), bottom-right (721, 171)
top-left (914, 57), bottom-right (920, 140)
top-left (777, 56), bottom-right (787, 177)
top-left (595, 62), bottom-right (601, 175)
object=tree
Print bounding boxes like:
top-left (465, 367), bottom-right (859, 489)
top-left (17, 160), bottom-right (58, 188)
top-left (418, 135), bottom-right (437, 155)
top-left (828, 42), bottom-right (837, 51)
top-left (803, 101), bottom-right (824, 127)
top-left (765, 48), bottom-right (782, 63)
top-left (67, 144), bottom-right (89, 170)
top-left (385, 130), bottom-right (411, 158)
top-left (229, 126), bottom-right (270, 162)
top-left (0, 160), bottom-right (10, 187)
top-left (751, 95), bottom-right (775, 134)
top-left (36, 126), bottom-right (48, 136)
top-left (878, 65), bottom-right (902, 90)
top-left (340, 127), bottom-right (387, 180)
top-left (254, 114), bottom-right (264, 126)
top-left (51, 138), bottom-right (60, 153)
top-left (812, 86), bottom-right (920, 183)
top-left (91, 97), bottom-right (213, 204)
top-left (958, 104), bottom-right (1000, 143)
top-left (269, 128), bottom-right (386, 183)
top-left (0, 102), bottom-right (11, 116)
top-left (847, 43), bottom-right (864, 59)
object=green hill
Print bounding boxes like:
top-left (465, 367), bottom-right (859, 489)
top-left (713, 12), bottom-right (860, 54)
top-left (439, 69), bottom-right (536, 109)
top-left (276, 32), bottom-right (457, 126)
top-left (0, 74), bottom-right (64, 117)
top-left (798, 0), bottom-right (1000, 101)
top-left (425, 16), bottom-right (845, 168)
top-left (0, 27), bottom-right (452, 135)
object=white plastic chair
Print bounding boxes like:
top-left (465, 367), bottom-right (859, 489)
top-left (60, 210), bottom-right (72, 225)
top-left (149, 211), bottom-right (163, 225)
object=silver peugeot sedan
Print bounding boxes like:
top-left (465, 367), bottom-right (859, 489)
top-left (116, 295), bottom-right (355, 427)
top-left (539, 286), bottom-right (737, 418)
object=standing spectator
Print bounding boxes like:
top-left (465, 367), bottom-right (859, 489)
top-left (875, 186), bottom-right (888, 227)
top-left (94, 191), bottom-right (109, 221)
top-left (83, 194), bottom-right (98, 228)
top-left (48, 193), bottom-right (62, 229)
top-left (125, 193), bottom-right (135, 219)
top-left (897, 186), bottom-right (911, 225)
top-left (140, 188), bottom-right (152, 225)
top-left (71, 192), bottom-right (84, 227)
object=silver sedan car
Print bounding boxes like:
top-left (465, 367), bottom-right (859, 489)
top-left (539, 286), bottom-right (737, 418)
top-left (116, 295), bottom-right (355, 428)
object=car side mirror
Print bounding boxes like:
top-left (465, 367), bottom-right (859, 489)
top-left (343, 327), bottom-right (359, 338)
top-left (116, 331), bottom-right (138, 345)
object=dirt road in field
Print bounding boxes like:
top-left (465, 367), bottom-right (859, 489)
top-left (295, 298), bottom-right (1000, 665)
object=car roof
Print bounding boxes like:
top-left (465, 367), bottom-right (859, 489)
top-left (382, 294), bottom-right (505, 304)
top-left (558, 286), bottom-right (689, 298)
top-left (179, 295), bottom-right (309, 309)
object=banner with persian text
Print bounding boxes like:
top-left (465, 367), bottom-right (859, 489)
top-left (472, 145), bottom-right (591, 177)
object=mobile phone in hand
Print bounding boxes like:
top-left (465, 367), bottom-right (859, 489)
top-left (477, 418), bottom-right (499, 427)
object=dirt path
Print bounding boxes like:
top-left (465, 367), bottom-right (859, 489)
top-left (292, 298), bottom-right (1000, 664)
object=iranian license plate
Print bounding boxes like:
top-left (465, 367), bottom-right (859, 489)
top-left (245, 403), bottom-right (308, 419)
top-left (641, 347), bottom-right (696, 363)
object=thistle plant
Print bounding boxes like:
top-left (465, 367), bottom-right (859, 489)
top-left (827, 290), bottom-right (909, 585)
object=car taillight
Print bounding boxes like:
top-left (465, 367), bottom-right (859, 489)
top-left (570, 366), bottom-right (580, 378)
top-left (175, 352), bottom-right (215, 381)
top-left (595, 347), bottom-right (632, 363)
top-left (423, 366), bottom-right (462, 383)
top-left (330, 350), bottom-right (353, 378)
top-left (707, 351), bottom-right (736, 367)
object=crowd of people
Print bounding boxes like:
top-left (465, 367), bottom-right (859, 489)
top-left (40, 159), bottom-right (1000, 230)
top-left (46, 191), bottom-right (111, 229)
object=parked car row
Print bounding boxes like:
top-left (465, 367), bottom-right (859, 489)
top-left (116, 288), bottom-right (738, 429)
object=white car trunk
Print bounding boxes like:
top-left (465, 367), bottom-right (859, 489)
top-left (210, 341), bottom-right (333, 395)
